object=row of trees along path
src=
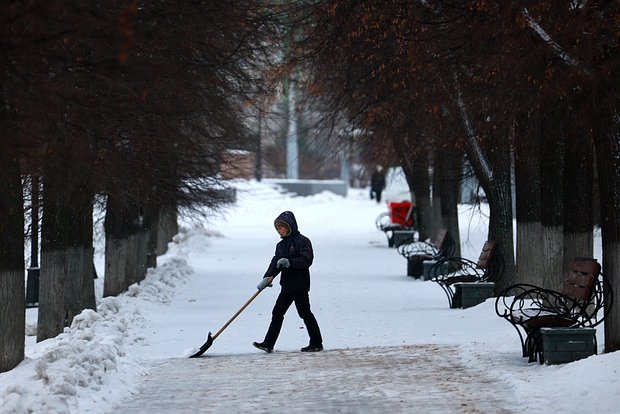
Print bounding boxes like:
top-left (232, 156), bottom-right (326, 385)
top-left (0, 1), bottom-right (282, 373)
top-left (285, 1), bottom-right (620, 353)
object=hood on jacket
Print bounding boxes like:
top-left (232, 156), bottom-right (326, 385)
top-left (274, 211), bottom-right (299, 237)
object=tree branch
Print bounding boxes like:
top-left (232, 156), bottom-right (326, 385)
top-left (452, 73), bottom-right (493, 183)
top-left (521, 7), bottom-right (594, 79)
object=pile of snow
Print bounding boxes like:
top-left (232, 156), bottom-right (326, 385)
top-left (1, 254), bottom-right (192, 413)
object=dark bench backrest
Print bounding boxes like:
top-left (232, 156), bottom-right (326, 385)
top-left (476, 240), bottom-right (504, 282)
top-left (434, 229), bottom-right (455, 260)
top-left (476, 240), bottom-right (497, 270)
top-left (405, 203), bottom-right (415, 227)
top-left (434, 229), bottom-right (448, 250)
top-left (562, 259), bottom-right (600, 301)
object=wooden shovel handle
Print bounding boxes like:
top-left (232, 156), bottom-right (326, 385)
top-left (212, 275), bottom-right (276, 341)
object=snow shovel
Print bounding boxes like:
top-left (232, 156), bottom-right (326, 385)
top-left (189, 275), bottom-right (276, 358)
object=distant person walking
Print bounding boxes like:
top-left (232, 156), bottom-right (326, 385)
top-left (253, 211), bottom-right (323, 353)
top-left (370, 166), bottom-right (386, 203)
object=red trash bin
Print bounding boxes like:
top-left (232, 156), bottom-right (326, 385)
top-left (388, 201), bottom-right (414, 227)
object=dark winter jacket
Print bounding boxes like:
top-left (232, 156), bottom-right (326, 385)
top-left (371, 170), bottom-right (385, 191)
top-left (264, 211), bottom-right (314, 293)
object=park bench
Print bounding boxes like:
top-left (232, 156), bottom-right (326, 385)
top-left (494, 257), bottom-right (613, 364)
top-left (396, 229), bottom-right (455, 278)
top-left (375, 201), bottom-right (416, 247)
top-left (428, 240), bottom-right (504, 308)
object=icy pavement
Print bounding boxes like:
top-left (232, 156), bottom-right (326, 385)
top-left (115, 345), bottom-right (515, 414)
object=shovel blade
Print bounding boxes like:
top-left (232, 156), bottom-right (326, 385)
top-left (189, 332), bottom-right (214, 358)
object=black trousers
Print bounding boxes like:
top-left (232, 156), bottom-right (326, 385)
top-left (263, 291), bottom-right (323, 347)
top-left (375, 189), bottom-right (382, 202)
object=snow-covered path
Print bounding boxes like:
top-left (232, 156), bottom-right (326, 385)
top-left (115, 345), bottom-right (515, 414)
top-left (110, 182), bottom-right (518, 413)
top-left (99, 181), bottom-right (618, 414)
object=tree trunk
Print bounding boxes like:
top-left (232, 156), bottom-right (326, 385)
top-left (435, 147), bottom-right (463, 258)
top-left (540, 102), bottom-right (567, 291)
top-left (104, 195), bottom-right (131, 297)
top-left (38, 175), bottom-right (67, 341)
top-left (485, 137), bottom-right (516, 293)
top-left (104, 236), bottom-right (130, 297)
top-left (81, 200), bottom-right (96, 311)
top-left (145, 205), bottom-right (160, 269)
top-left (466, 140), bottom-right (515, 292)
top-left (398, 135), bottom-right (432, 240)
top-left (104, 195), bottom-right (143, 296)
top-left (0, 154), bottom-right (25, 372)
top-left (407, 157), bottom-right (432, 241)
top-left (157, 205), bottom-right (178, 255)
top-left (454, 93), bottom-right (515, 289)
top-left (65, 191), bottom-right (94, 325)
top-left (135, 228), bottom-right (149, 283)
top-left (514, 113), bottom-right (545, 285)
top-left (430, 151), bottom-right (443, 239)
top-left (38, 175), bottom-right (93, 341)
top-left (593, 105), bottom-right (620, 353)
top-left (563, 109), bottom-right (593, 270)
top-left (62, 245), bottom-right (85, 326)
top-left (126, 232), bottom-right (140, 286)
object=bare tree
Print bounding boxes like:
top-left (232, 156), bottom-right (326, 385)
top-left (519, 0), bottom-right (620, 352)
top-left (2, 0), bottom-right (282, 346)
top-left (0, 154), bottom-right (25, 372)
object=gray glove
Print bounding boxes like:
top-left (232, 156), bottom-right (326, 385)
top-left (277, 258), bottom-right (290, 269)
top-left (257, 277), bottom-right (272, 291)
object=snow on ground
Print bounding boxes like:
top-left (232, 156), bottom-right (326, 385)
top-left (0, 179), bottom-right (618, 413)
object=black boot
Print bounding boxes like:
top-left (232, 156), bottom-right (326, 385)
top-left (301, 343), bottom-right (323, 352)
top-left (253, 342), bottom-right (273, 353)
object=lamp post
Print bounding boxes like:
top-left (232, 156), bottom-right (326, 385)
top-left (255, 108), bottom-right (263, 182)
top-left (286, 75), bottom-right (298, 179)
